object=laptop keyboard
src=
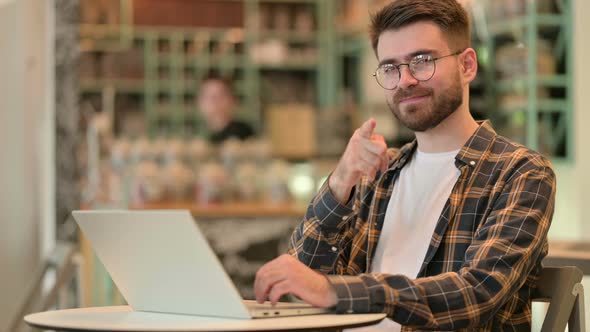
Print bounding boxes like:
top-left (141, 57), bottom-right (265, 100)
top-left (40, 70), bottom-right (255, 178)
top-left (245, 301), bottom-right (314, 310)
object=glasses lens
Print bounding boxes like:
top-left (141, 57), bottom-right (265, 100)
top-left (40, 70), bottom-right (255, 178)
top-left (376, 65), bottom-right (399, 89)
top-left (409, 55), bottom-right (435, 81)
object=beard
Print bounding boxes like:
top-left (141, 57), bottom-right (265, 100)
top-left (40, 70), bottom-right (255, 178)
top-left (386, 71), bottom-right (463, 132)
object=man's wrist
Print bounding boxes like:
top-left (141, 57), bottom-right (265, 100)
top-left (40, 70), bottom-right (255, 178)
top-left (328, 173), bottom-right (354, 205)
top-left (318, 273), bottom-right (338, 308)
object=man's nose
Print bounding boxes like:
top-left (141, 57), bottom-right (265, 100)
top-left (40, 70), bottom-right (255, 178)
top-left (397, 65), bottom-right (419, 89)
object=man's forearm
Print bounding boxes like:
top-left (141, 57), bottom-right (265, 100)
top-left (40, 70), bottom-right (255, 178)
top-left (288, 180), bottom-right (358, 273)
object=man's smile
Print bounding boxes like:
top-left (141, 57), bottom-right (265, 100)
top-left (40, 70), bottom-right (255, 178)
top-left (399, 94), bottom-right (430, 104)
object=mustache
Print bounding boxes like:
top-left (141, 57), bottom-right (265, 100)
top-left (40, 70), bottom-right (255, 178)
top-left (393, 87), bottom-right (433, 103)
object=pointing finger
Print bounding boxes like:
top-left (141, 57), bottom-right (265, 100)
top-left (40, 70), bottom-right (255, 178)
top-left (357, 118), bottom-right (376, 138)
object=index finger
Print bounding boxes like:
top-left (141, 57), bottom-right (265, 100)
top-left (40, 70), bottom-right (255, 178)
top-left (357, 118), bottom-right (376, 138)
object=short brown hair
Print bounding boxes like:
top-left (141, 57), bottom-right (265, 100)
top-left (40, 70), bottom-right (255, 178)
top-left (369, 0), bottom-right (470, 55)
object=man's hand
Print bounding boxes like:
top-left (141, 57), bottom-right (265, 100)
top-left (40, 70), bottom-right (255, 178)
top-left (254, 254), bottom-right (338, 308)
top-left (329, 118), bottom-right (389, 203)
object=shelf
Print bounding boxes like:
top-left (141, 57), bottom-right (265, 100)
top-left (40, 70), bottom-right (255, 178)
top-left (148, 80), bottom-right (247, 96)
top-left (255, 30), bottom-right (317, 43)
top-left (151, 106), bottom-right (181, 115)
top-left (129, 201), bottom-right (306, 218)
top-left (134, 26), bottom-right (242, 38)
top-left (187, 57), bottom-right (248, 67)
top-left (78, 1), bottom-right (345, 140)
top-left (80, 79), bottom-right (144, 94)
top-left (498, 99), bottom-right (569, 114)
top-left (250, 0), bottom-right (319, 4)
top-left (158, 55), bottom-right (248, 68)
top-left (254, 61), bottom-right (317, 70)
top-left (79, 23), bottom-right (129, 39)
top-left (496, 75), bottom-right (568, 93)
top-left (338, 35), bottom-right (367, 55)
top-left (488, 14), bottom-right (564, 35)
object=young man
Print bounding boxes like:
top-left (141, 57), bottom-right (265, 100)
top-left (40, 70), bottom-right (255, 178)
top-left (197, 75), bottom-right (254, 144)
top-left (254, 0), bottom-right (556, 331)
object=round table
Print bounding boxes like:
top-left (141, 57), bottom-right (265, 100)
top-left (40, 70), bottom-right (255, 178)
top-left (24, 306), bottom-right (387, 331)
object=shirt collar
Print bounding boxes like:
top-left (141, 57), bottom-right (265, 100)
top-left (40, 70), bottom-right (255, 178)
top-left (455, 120), bottom-right (497, 168)
top-left (388, 120), bottom-right (496, 170)
top-left (387, 140), bottom-right (417, 171)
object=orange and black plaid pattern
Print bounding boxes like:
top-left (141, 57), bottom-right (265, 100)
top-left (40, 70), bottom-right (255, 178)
top-left (288, 121), bottom-right (556, 331)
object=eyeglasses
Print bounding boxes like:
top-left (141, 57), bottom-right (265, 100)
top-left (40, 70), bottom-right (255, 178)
top-left (372, 50), bottom-right (464, 90)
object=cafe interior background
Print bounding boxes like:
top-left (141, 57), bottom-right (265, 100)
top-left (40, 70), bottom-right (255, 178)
top-left (1, 0), bottom-right (589, 330)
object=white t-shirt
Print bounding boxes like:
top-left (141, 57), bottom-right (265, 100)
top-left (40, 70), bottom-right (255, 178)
top-left (349, 148), bottom-right (461, 332)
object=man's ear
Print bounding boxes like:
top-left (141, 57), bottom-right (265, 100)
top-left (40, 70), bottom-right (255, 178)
top-left (460, 48), bottom-right (478, 84)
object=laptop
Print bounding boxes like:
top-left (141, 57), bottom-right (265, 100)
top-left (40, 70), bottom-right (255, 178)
top-left (72, 210), bottom-right (331, 319)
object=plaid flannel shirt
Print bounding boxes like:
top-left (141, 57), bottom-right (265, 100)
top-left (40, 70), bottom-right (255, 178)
top-left (288, 121), bottom-right (556, 331)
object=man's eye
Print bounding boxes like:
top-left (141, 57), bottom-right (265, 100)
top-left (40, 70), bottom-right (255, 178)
top-left (413, 56), bottom-right (430, 65)
top-left (382, 66), bottom-right (396, 74)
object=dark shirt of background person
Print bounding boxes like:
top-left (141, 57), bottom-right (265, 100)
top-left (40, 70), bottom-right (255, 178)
top-left (209, 120), bottom-right (255, 144)
top-left (197, 75), bottom-right (255, 144)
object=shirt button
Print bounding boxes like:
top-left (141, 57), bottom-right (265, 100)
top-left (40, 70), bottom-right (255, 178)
top-left (331, 246), bottom-right (338, 252)
top-left (470, 161), bottom-right (476, 166)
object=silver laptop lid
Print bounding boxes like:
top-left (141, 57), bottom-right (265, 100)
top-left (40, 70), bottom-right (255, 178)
top-left (72, 210), bottom-right (251, 319)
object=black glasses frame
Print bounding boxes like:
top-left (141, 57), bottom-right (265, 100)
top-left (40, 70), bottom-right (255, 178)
top-left (372, 50), bottom-right (464, 90)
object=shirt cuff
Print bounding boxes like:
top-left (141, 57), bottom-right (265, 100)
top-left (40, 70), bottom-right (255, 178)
top-left (311, 178), bottom-right (355, 230)
top-left (327, 275), bottom-right (372, 314)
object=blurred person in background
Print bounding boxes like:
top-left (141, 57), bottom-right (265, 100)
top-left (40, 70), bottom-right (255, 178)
top-left (197, 75), bottom-right (255, 144)
top-left (254, 0), bottom-right (556, 331)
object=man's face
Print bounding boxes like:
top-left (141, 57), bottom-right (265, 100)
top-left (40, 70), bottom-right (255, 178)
top-left (198, 80), bottom-right (235, 123)
top-left (376, 22), bottom-right (465, 132)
